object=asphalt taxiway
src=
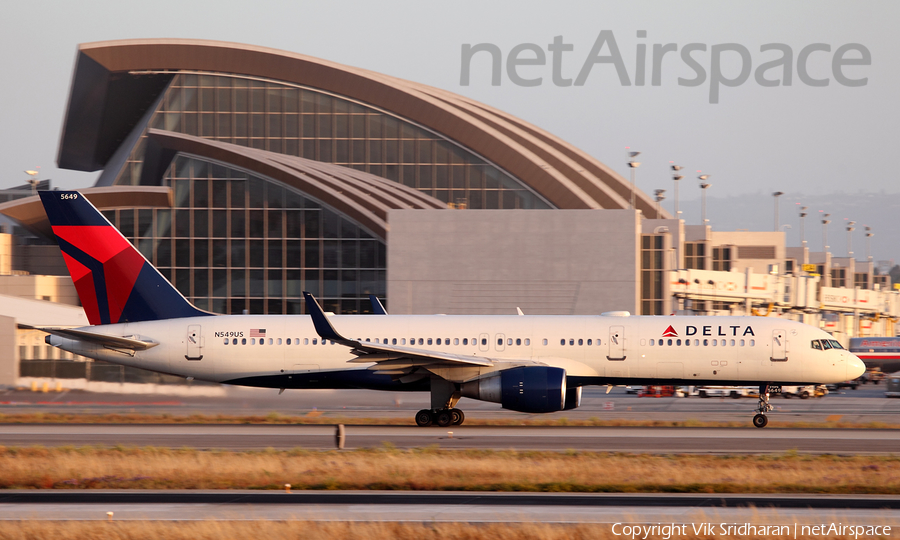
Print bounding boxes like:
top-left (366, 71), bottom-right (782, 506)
top-left (0, 423), bottom-right (899, 453)
top-left (1, 491), bottom-right (898, 523)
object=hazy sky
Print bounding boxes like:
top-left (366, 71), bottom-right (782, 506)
top-left (1, 1), bottom-right (897, 255)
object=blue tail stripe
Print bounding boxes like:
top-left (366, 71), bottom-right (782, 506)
top-left (39, 192), bottom-right (109, 227)
top-left (120, 264), bottom-right (211, 322)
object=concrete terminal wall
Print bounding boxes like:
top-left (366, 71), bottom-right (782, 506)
top-left (387, 209), bottom-right (640, 315)
top-left (0, 316), bottom-right (17, 387)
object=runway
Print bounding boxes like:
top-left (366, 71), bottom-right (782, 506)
top-left (3, 383), bottom-right (900, 426)
top-left (1, 491), bottom-right (899, 523)
top-left (1, 423), bottom-right (899, 453)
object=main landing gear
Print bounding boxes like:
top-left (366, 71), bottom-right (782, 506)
top-left (752, 384), bottom-right (775, 428)
top-left (416, 377), bottom-right (466, 427)
top-left (415, 408), bottom-right (465, 427)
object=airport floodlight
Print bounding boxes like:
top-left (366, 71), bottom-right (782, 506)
top-left (654, 189), bottom-right (666, 215)
top-left (846, 221), bottom-right (856, 257)
top-left (865, 226), bottom-right (874, 261)
top-left (671, 165), bottom-right (683, 171)
top-left (799, 206), bottom-right (809, 247)
top-left (627, 152), bottom-right (641, 211)
top-left (772, 192), bottom-right (784, 232)
top-left (699, 177), bottom-right (711, 226)
top-left (25, 170), bottom-right (39, 177)
top-left (672, 173), bottom-right (684, 218)
top-left (821, 214), bottom-right (831, 252)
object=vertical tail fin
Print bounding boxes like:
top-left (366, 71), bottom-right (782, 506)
top-left (40, 191), bottom-right (211, 324)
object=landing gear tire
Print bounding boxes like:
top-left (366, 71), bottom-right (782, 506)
top-left (450, 408), bottom-right (465, 426)
top-left (752, 384), bottom-right (774, 428)
top-left (435, 410), bottom-right (454, 427)
top-left (415, 409), bottom-right (434, 427)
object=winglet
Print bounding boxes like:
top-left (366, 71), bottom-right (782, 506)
top-left (369, 294), bottom-right (388, 315)
top-left (303, 292), bottom-right (348, 342)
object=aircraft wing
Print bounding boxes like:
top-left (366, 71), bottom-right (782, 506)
top-left (25, 325), bottom-right (159, 351)
top-left (302, 292), bottom-right (493, 369)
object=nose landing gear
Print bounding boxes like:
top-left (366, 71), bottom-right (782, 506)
top-left (752, 384), bottom-right (774, 428)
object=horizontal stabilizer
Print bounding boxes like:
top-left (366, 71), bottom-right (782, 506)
top-left (27, 325), bottom-right (159, 351)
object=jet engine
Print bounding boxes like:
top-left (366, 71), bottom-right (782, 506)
top-left (461, 366), bottom-right (567, 413)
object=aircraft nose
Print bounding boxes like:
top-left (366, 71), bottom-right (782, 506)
top-left (847, 354), bottom-right (866, 380)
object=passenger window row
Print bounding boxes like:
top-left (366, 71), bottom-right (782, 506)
top-left (223, 335), bottom-right (655, 348)
top-left (649, 338), bottom-right (756, 347)
top-left (559, 339), bottom-right (602, 346)
top-left (224, 337), bottom-right (334, 345)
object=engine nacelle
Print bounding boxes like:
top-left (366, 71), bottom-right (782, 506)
top-left (461, 366), bottom-right (567, 413)
top-left (563, 386), bottom-right (582, 410)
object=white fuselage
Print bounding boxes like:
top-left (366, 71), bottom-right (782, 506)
top-left (49, 314), bottom-right (864, 388)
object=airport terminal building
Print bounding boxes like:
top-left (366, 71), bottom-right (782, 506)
top-left (33, 39), bottom-right (667, 317)
top-left (0, 39), bottom-right (896, 388)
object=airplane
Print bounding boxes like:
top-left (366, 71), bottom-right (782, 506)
top-left (35, 190), bottom-right (865, 428)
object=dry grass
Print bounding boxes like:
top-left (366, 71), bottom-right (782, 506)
top-left (1, 412), bottom-right (898, 429)
top-left (0, 520), bottom-right (892, 540)
top-left (0, 446), bottom-right (897, 493)
top-left (0, 521), bottom-right (599, 540)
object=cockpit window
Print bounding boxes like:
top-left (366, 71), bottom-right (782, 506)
top-left (828, 340), bottom-right (843, 350)
top-left (811, 340), bottom-right (823, 350)
top-left (821, 340), bottom-right (833, 350)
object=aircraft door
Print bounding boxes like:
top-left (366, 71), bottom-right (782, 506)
top-left (607, 325), bottom-right (626, 361)
top-left (478, 333), bottom-right (489, 352)
top-left (771, 329), bottom-right (787, 361)
top-left (495, 333), bottom-right (506, 352)
top-left (186, 324), bottom-right (203, 360)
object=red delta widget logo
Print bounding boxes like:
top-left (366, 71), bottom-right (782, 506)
top-left (662, 325), bottom-right (755, 338)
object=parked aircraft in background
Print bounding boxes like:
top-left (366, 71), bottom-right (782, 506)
top-left (35, 191), bottom-right (865, 428)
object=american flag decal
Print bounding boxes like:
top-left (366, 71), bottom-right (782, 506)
top-left (250, 329), bottom-right (266, 337)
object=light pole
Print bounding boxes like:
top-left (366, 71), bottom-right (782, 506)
top-left (654, 189), bottom-right (666, 216)
top-left (25, 170), bottom-right (39, 196)
top-left (628, 151), bottom-right (641, 210)
top-left (821, 213), bottom-right (831, 252)
top-left (772, 191), bottom-right (783, 232)
top-left (865, 226), bottom-right (873, 262)
top-left (799, 206), bottom-right (808, 248)
top-left (698, 175), bottom-right (710, 226)
top-left (671, 165), bottom-right (683, 219)
top-left (846, 221), bottom-right (855, 257)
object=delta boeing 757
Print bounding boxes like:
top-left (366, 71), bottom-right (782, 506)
top-left (35, 191), bottom-right (865, 428)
